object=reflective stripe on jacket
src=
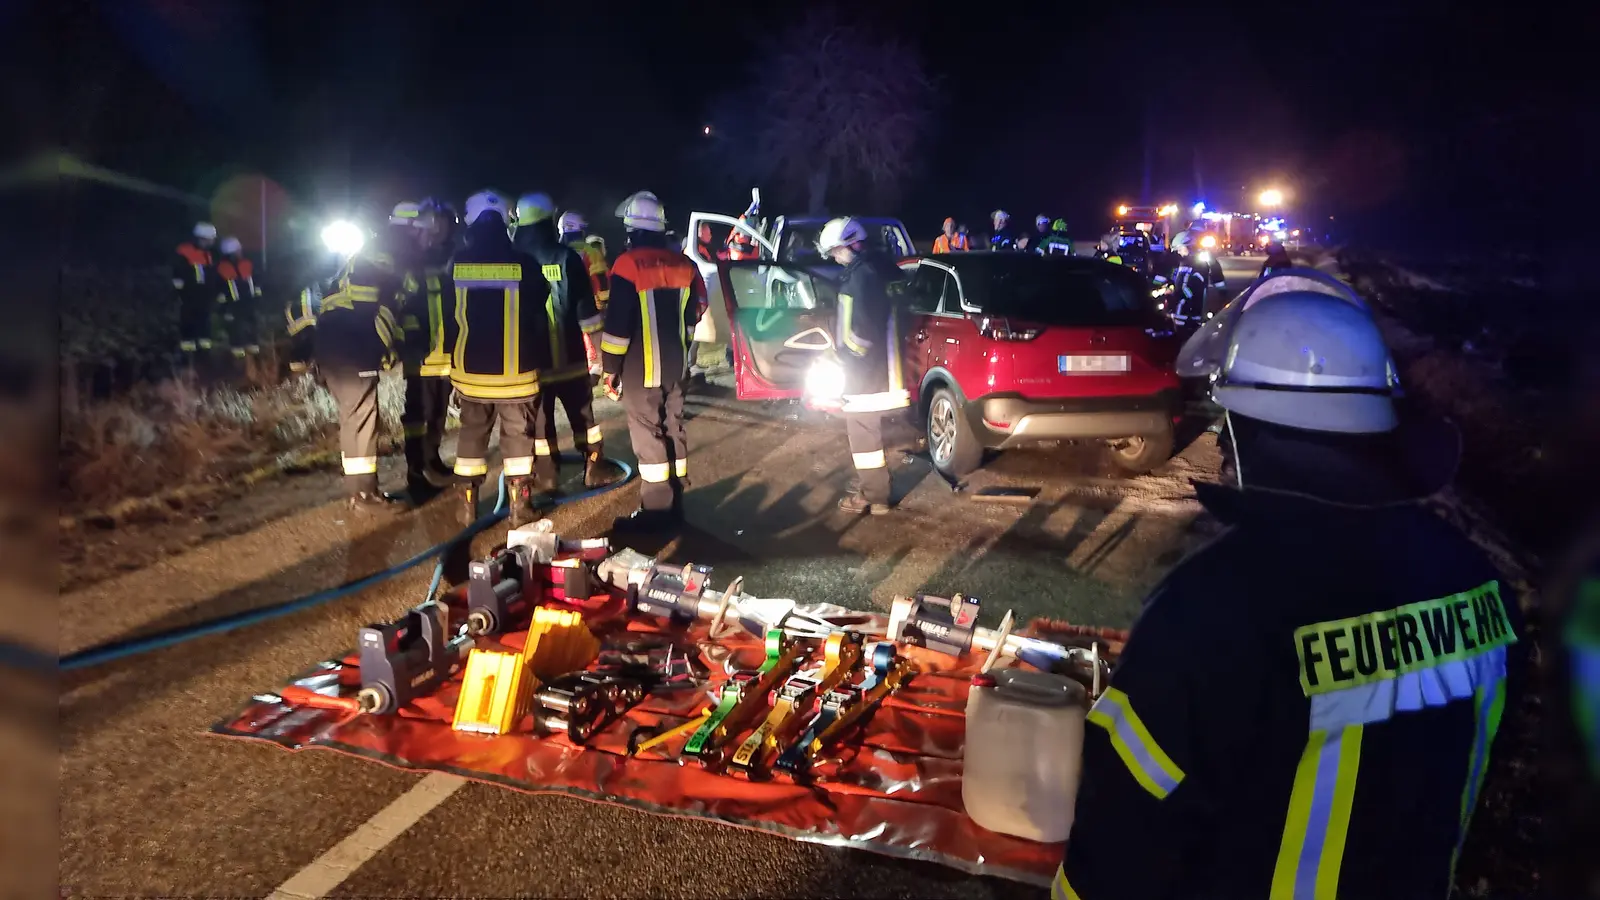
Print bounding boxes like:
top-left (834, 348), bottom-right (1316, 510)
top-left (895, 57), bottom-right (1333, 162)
top-left (599, 246), bottom-right (705, 389)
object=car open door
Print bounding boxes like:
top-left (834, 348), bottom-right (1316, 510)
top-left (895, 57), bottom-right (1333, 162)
top-left (718, 260), bottom-right (838, 401)
top-left (685, 212), bottom-right (776, 348)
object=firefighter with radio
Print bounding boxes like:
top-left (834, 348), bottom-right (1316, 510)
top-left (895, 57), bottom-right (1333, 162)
top-left (173, 221), bottom-right (224, 374)
top-left (558, 210), bottom-right (610, 373)
top-left (450, 189), bottom-right (555, 529)
top-left (512, 192), bottom-right (622, 492)
top-left (818, 217), bottom-right (908, 515)
top-left (215, 235), bottom-right (263, 363)
top-left (1056, 289), bottom-right (1522, 900)
top-left (388, 199), bottom-right (457, 502)
top-left (283, 219), bottom-right (406, 511)
top-left (598, 190), bottom-right (706, 532)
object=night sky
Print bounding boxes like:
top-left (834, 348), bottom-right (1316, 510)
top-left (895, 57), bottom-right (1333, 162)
top-left (20, 0), bottom-right (1593, 261)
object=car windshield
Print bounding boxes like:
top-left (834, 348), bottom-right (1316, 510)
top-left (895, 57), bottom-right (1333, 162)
top-left (952, 257), bottom-right (1162, 327)
top-left (779, 221), bottom-right (912, 263)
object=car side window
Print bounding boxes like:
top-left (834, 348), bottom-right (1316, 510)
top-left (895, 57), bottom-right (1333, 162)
top-left (906, 264), bottom-right (948, 313)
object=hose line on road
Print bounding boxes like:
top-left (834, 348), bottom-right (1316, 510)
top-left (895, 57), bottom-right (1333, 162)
top-left (57, 455), bottom-right (634, 673)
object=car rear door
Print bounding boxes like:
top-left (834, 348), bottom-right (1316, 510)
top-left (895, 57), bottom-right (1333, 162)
top-left (686, 212), bottom-right (777, 347)
top-left (718, 260), bottom-right (839, 400)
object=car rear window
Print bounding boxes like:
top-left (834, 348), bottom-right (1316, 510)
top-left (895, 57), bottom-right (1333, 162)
top-left (955, 257), bottom-right (1162, 327)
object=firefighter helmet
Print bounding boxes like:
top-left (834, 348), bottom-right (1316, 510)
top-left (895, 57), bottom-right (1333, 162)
top-left (816, 217), bottom-right (867, 254)
top-left (389, 201), bottom-right (423, 226)
top-left (558, 211), bottom-right (587, 235)
top-left (616, 191), bottom-right (666, 232)
top-left (193, 221), bottom-right (217, 241)
top-left (219, 236), bottom-right (242, 255)
top-left (464, 190), bottom-right (510, 226)
top-left (514, 192), bottom-right (555, 226)
top-left (991, 209), bottom-right (1009, 226)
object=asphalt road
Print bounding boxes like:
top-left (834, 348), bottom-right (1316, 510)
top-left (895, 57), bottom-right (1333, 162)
top-left (58, 260), bottom-right (1261, 900)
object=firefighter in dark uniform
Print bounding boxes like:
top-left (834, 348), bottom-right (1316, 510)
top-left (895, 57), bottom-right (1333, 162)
top-left (558, 211), bottom-right (610, 374)
top-left (817, 217), bottom-right (909, 515)
top-left (449, 190), bottom-right (554, 528)
top-left (173, 221), bottom-right (223, 374)
top-left (215, 235), bottom-right (264, 363)
top-left (387, 199), bottom-right (457, 502)
top-left (1056, 290), bottom-right (1524, 900)
top-left (987, 209), bottom-right (1016, 251)
top-left (1158, 230), bottom-right (1227, 327)
top-left (283, 219), bottom-right (405, 510)
top-left (512, 192), bottom-right (621, 492)
top-left (598, 190), bottom-right (706, 532)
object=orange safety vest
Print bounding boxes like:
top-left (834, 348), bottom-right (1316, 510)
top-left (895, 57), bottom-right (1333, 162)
top-left (215, 257), bottom-right (259, 301)
top-left (932, 233), bottom-right (970, 253)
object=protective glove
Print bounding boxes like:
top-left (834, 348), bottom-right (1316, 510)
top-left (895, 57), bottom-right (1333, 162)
top-left (602, 373), bottom-right (622, 401)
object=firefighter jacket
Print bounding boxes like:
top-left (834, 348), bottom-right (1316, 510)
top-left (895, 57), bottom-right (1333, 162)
top-left (931, 232), bottom-right (970, 253)
top-left (514, 221), bottom-right (600, 383)
top-left (563, 234), bottom-right (611, 307)
top-left (598, 240), bottom-right (705, 390)
top-left (449, 218), bottom-right (553, 401)
top-left (835, 251), bottom-right (909, 412)
top-left (173, 241), bottom-right (222, 345)
top-left (396, 239), bottom-right (457, 377)
top-left (988, 228), bottom-right (1016, 252)
top-left (283, 250), bottom-right (404, 376)
top-left (1037, 231), bottom-right (1075, 255)
top-left (216, 254), bottom-right (262, 304)
top-left (1057, 480), bottom-right (1524, 900)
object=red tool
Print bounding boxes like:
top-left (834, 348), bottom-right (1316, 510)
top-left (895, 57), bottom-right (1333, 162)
top-left (278, 685), bottom-right (362, 714)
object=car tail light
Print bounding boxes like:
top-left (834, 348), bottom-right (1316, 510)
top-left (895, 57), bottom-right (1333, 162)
top-left (978, 316), bottom-right (1039, 341)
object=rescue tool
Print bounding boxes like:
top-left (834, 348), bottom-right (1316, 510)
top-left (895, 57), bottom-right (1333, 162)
top-left (355, 601), bottom-right (473, 715)
top-left (684, 628), bottom-right (806, 770)
top-left (730, 632), bottom-right (863, 776)
top-left (774, 642), bottom-right (913, 779)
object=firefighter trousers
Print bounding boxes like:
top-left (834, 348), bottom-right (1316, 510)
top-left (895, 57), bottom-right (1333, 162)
top-left (401, 368), bottom-right (451, 479)
top-left (326, 369), bottom-right (381, 490)
top-left (454, 396), bottom-right (539, 481)
top-left (845, 412), bottom-right (890, 505)
top-left (535, 374), bottom-right (603, 465)
top-left (623, 380), bottom-right (687, 512)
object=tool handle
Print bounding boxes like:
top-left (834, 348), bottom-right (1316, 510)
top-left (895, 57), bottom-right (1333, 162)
top-left (279, 685), bottom-right (362, 713)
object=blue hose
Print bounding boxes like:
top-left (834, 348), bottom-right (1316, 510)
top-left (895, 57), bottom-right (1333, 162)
top-left (57, 455), bottom-right (633, 673)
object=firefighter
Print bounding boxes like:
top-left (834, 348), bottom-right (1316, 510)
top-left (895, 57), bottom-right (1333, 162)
top-left (1056, 289), bottom-right (1523, 900)
top-left (512, 192), bottom-right (621, 491)
top-left (283, 219), bottom-right (405, 510)
top-left (1037, 218), bottom-right (1075, 255)
top-left (931, 217), bottom-right (970, 253)
top-left (1261, 244), bottom-right (1294, 278)
top-left (598, 190), bottom-right (706, 532)
top-left (726, 192), bottom-right (762, 261)
top-left (215, 236), bottom-right (263, 364)
top-left (389, 199), bottom-right (457, 502)
top-left (817, 217), bottom-right (908, 515)
top-left (558, 210), bottom-right (610, 374)
top-left (450, 189), bottom-right (555, 528)
top-left (1031, 213), bottom-right (1052, 249)
top-left (1161, 231), bottom-right (1227, 326)
top-left (988, 209), bottom-right (1015, 251)
top-left (173, 221), bottom-right (223, 374)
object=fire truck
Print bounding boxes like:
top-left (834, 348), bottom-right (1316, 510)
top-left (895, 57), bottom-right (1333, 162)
top-left (1112, 204), bottom-right (1178, 252)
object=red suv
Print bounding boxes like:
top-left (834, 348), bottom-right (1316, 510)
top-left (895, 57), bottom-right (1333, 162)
top-left (718, 253), bottom-right (1182, 476)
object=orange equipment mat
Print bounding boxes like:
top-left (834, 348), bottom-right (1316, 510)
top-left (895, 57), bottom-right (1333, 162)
top-left (211, 605), bottom-right (1118, 886)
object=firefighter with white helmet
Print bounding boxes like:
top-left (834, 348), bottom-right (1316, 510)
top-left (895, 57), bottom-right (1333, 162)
top-left (173, 221), bottom-right (224, 373)
top-left (215, 234), bottom-right (263, 363)
top-left (448, 189), bottom-right (555, 528)
top-left (1058, 289), bottom-right (1523, 900)
top-left (988, 209), bottom-right (1015, 251)
top-left (598, 190), bottom-right (707, 532)
top-left (558, 209), bottom-right (610, 373)
top-left (818, 217), bottom-right (908, 514)
top-left (386, 198), bottom-right (458, 502)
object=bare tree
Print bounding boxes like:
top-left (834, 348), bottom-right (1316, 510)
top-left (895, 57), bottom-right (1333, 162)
top-left (744, 11), bottom-right (937, 214)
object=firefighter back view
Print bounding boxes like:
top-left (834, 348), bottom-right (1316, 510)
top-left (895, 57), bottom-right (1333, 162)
top-left (558, 210), bottom-right (610, 375)
top-left (511, 192), bottom-right (621, 492)
top-left (173, 221), bottom-right (223, 377)
top-left (215, 235), bottom-right (264, 366)
top-left (818, 217), bottom-right (909, 515)
top-left (1038, 218), bottom-right (1074, 255)
top-left (389, 199), bottom-right (457, 502)
top-left (598, 190), bottom-right (706, 533)
top-left (450, 190), bottom-right (555, 528)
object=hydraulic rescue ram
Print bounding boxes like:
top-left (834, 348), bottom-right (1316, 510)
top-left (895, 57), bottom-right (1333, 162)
top-left (683, 628), bottom-right (806, 771)
top-left (356, 601), bottom-right (474, 715)
top-left (774, 642), bottom-right (913, 780)
top-left (730, 632), bottom-right (863, 777)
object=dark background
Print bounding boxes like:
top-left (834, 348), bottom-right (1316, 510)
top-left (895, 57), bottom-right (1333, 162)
top-left (9, 0), bottom-right (1594, 266)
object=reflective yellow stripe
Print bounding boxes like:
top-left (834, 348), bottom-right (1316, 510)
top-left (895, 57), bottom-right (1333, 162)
top-left (1269, 725), bottom-right (1364, 900)
top-left (341, 455), bottom-right (378, 475)
top-left (454, 263), bottom-right (523, 281)
top-left (454, 286), bottom-right (469, 373)
top-left (404, 423), bottom-right (427, 438)
top-left (580, 314), bottom-right (603, 333)
top-left (454, 457), bottom-right (490, 477)
top-left (541, 264), bottom-right (562, 282)
top-left (1051, 865), bottom-right (1083, 900)
top-left (178, 340), bottom-right (197, 352)
top-left (585, 426), bottom-right (604, 445)
top-left (673, 458), bottom-right (687, 478)
top-left (839, 293), bottom-right (867, 355)
top-left (196, 338), bottom-right (213, 349)
top-left (639, 462), bottom-right (670, 483)
top-left (547, 293), bottom-right (562, 369)
top-left (679, 286), bottom-right (692, 358)
top-left (504, 287), bottom-right (516, 380)
top-left (534, 439), bottom-right (552, 456)
top-left (640, 290), bottom-right (659, 388)
top-left (1086, 686), bottom-right (1185, 800)
top-left (1453, 677), bottom-right (1506, 875)
top-left (600, 334), bottom-right (630, 354)
top-left (852, 449), bottom-right (886, 470)
top-left (503, 456), bottom-right (533, 477)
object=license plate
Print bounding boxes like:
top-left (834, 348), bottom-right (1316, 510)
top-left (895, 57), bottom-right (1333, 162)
top-left (1059, 354), bottom-right (1130, 374)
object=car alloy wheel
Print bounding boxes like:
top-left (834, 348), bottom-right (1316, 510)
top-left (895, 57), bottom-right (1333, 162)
top-left (929, 394), bottom-right (958, 466)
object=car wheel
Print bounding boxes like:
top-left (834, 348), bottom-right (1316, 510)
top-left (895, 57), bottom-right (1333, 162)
top-left (1106, 423), bottom-right (1175, 475)
top-left (926, 387), bottom-right (982, 478)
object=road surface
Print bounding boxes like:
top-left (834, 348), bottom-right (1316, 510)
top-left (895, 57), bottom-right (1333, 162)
top-left (58, 260), bottom-right (1261, 899)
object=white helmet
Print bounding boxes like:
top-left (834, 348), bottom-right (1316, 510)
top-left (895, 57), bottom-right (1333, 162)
top-left (1035, 214), bottom-right (1049, 230)
top-left (1210, 290), bottom-right (1400, 434)
top-left (991, 209), bottom-right (1008, 225)
top-left (219, 236), bottom-right (242, 255)
top-left (389, 201), bottom-right (424, 226)
top-left (464, 190), bottom-right (510, 226)
top-left (615, 190), bottom-right (666, 232)
top-left (514, 192), bottom-right (555, 226)
top-left (193, 221), bottom-right (217, 240)
top-left (816, 217), bottom-right (867, 254)
top-left (1177, 267), bottom-right (1370, 381)
top-left (557, 211), bottom-right (587, 234)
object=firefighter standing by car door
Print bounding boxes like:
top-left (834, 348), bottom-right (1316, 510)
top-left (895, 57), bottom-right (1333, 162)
top-left (283, 219), bottom-right (405, 511)
top-left (389, 199), bottom-right (457, 502)
top-left (1056, 289), bottom-right (1523, 900)
top-left (1161, 230), bottom-right (1226, 327)
top-left (512, 192), bottom-right (621, 491)
top-left (598, 190), bottom-right (705, 533)
top-left (559, 210), bottom-right (610, 374)
top-left (215, 235), bottom-right (263, 368)
top-left (449, 190), bottom-right (555, 528)
top-left (174, 221), bottom-right (224, 376)
top-left (818, 217), bottom-right (908, 515)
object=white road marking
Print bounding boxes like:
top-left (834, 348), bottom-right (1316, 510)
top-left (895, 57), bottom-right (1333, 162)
top-left (266, 772), bottom-right (465, 900)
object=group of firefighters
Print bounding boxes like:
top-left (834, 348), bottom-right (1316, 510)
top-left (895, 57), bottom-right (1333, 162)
top-left (171, 222), bottom-right (266, 374)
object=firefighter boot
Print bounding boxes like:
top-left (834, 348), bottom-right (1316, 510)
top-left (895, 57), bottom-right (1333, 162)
top-left (460, 479), bottom-right (484, 528)
top-left (583, 447), bottom-right (623, 488)
top-left (347, 474), bottom-right (396, 513)
top-left (507, 476), bottom-right (540, 529)
top-left (396, 440), bottom-right (445, 506)
top-left (533, 455), bottom-right (560, 496)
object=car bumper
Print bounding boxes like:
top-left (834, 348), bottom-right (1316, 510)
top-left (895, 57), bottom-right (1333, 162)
top-left (970, 391), bottom-right (1178, 449)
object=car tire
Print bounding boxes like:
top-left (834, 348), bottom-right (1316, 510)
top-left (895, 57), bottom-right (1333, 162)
top-left (925, 387), bottom-right (983, 478)
top-left (1106, 423), bottom-right (1175, 476)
